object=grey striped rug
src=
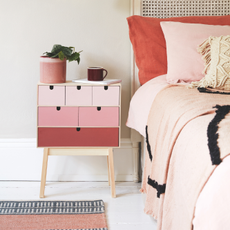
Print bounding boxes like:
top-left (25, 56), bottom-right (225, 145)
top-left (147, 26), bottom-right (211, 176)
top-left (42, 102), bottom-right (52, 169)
top-left (0, 200), bottom-right (105, 215)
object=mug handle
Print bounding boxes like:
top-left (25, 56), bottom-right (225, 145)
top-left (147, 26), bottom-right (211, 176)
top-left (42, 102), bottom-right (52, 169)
top-left (102, 68), bottom-right (108, 80)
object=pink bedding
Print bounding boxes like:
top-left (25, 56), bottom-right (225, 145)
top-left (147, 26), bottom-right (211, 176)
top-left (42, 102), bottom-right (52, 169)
top-left (126, 75), bottom-right (169, 137)
top-left (193, 154), bottom-right (230, 230)
top-left (140, 84), bottom-right (230, 229)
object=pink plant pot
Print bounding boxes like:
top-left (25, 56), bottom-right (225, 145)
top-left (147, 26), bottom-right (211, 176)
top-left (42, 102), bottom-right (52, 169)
top-left (40, 56), bottom-right (66, 83)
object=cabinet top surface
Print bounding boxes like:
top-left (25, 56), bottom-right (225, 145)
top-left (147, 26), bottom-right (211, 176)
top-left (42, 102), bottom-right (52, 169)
top-left (38, 80), bottom-right (121, 86)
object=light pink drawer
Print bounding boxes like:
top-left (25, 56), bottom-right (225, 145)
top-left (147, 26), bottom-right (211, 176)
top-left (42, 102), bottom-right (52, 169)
top-left (93, 86), bottom-right (120, 106)
top-left (38, 106), bottom-right (78, 126)
top-left (38, 85), bottom-right (65, 106)
top-left (79, 107), bottom-right (119, 127)
top-left (66, 86), bottom-right (92, 106)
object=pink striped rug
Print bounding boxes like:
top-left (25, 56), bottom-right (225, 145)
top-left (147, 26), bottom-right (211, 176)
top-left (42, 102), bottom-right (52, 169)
top-left (0, 200), bottom-right (108, 230)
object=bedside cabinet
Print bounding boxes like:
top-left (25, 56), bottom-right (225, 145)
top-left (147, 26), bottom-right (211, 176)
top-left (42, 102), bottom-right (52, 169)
top-left (37, 81), bottom-right (121, 198)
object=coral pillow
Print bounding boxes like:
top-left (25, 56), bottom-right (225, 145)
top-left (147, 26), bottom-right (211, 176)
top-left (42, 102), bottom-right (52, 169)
top-left (127, 15), bottom-right (230, 85)
top-left (160, 22), bottom-right (230, 83)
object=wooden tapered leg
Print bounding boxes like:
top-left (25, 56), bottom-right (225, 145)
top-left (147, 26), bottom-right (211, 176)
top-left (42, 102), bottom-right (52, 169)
top-left (108, 148), bottom-right (116, 198)
top-left (107, 155), bottom-right (111, 186)
top-left (40, 148), bottom-right (49, 198)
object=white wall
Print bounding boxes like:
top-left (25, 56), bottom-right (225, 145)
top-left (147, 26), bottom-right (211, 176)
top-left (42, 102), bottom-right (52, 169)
top-left (0, 0), bottom-right (135, 182)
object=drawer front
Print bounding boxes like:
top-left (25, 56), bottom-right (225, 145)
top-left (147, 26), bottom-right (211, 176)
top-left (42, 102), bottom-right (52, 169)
top-left (38, 106), bottom-right (79, 127)
top-left (38, 127), bottom-right (119, 147)
top-left (66, 86), bottom-right (92, 106)
top-left (93, 86), bottom-right (120, 106)
top-left (38, 85), bottom-right (65, 106)
top-left (79, 107), bottom-right (119, 127)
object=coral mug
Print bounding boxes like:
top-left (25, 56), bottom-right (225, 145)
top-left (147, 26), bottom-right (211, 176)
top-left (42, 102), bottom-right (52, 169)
top-left (87, 67), bottom-right (108, 81)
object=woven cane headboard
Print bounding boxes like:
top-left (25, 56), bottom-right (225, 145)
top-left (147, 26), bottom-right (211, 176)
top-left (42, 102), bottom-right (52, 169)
top-left (142, 0), bottom-right (230, 18)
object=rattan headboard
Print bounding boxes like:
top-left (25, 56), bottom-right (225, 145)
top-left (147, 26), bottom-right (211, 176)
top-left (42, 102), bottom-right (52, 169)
top-left (142, 0), bottom-right (230, 18)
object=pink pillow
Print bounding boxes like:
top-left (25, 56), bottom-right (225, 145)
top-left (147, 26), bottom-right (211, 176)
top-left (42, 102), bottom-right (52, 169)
top-left (160, 22), bottom-right (230, 83)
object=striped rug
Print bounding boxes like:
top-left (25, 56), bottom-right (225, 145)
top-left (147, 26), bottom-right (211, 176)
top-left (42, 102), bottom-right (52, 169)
top-left (0, 200), bottom-right (108, 230)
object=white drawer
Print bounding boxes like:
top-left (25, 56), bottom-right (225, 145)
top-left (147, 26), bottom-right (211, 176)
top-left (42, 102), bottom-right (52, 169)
top-left (92, 86), bottom-right (120, 106)
top-left (38, 85), bottom-right (65, 106)
top-left (66, 86), bottom-right (92, 106)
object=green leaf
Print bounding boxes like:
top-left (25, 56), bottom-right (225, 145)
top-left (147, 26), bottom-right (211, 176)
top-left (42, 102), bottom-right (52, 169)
top-left (58, 51), bottom-right (65, 60)
top-left (51, 44), bottom-right (62, 54)
top-left (43, 52), bottom-right (58, 58)
top-left (61, 47), bottom-right (72, 57)
top-left (50, 53), bottom-right (59, 58)
top-left (69, 46), bottom-right (75, 52)
top-left (68, 52), bottom-right (80, 63)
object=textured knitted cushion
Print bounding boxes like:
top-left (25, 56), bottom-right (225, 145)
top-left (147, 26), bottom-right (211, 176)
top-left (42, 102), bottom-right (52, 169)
top-left (190, 35), bottom-right (230, 91)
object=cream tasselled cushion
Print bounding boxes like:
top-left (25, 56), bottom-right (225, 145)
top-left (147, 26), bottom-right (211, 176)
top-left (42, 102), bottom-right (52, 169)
top-left (189, 35), bottom-right (230, 91)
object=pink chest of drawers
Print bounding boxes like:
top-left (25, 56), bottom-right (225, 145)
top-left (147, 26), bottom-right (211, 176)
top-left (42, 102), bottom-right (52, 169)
top-left (37, 81), bottom-right (121, 148)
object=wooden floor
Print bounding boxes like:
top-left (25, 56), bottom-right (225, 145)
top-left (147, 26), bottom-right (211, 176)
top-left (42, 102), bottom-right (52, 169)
top-left (0, 181), bottom-right (157, 230)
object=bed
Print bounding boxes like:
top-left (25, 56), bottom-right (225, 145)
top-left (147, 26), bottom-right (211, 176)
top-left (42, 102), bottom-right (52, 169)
top-left (127, 1), bottom-right (230, 229)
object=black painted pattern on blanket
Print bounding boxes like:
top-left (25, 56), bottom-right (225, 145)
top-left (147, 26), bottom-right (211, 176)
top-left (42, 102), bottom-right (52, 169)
top-left (198, 87), bottom-right (230, 95)
top-left (148, 176), bottom-right (166, 198)
top-left (207, 105), bottom-right (230, 165)
top-left (145, 126), bottom-right (152, 161)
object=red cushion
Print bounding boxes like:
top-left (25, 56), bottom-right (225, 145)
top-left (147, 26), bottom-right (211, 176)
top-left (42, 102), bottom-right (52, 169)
top-left (127, 15), bottom-right (230, 85)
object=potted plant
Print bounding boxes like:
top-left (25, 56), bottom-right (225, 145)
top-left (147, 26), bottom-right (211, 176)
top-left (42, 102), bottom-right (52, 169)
top-left (40, 44), bottom-right (82, 83)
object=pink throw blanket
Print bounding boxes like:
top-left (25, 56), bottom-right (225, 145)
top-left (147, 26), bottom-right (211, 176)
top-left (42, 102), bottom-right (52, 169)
top-left (141, 84), bottom-right (230, 230)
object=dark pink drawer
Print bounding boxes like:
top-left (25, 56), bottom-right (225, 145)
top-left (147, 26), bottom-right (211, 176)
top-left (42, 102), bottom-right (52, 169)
top-left (79, 107), bottom-right (119, 127)
top-left (93, 86), bottom-right (120, 106)
top-left (38, 86), bottom-right (65, 106)
top-left (38, 127), bottom-right (119, 147)
top-left (38, 107), bottom-right (79, 126)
